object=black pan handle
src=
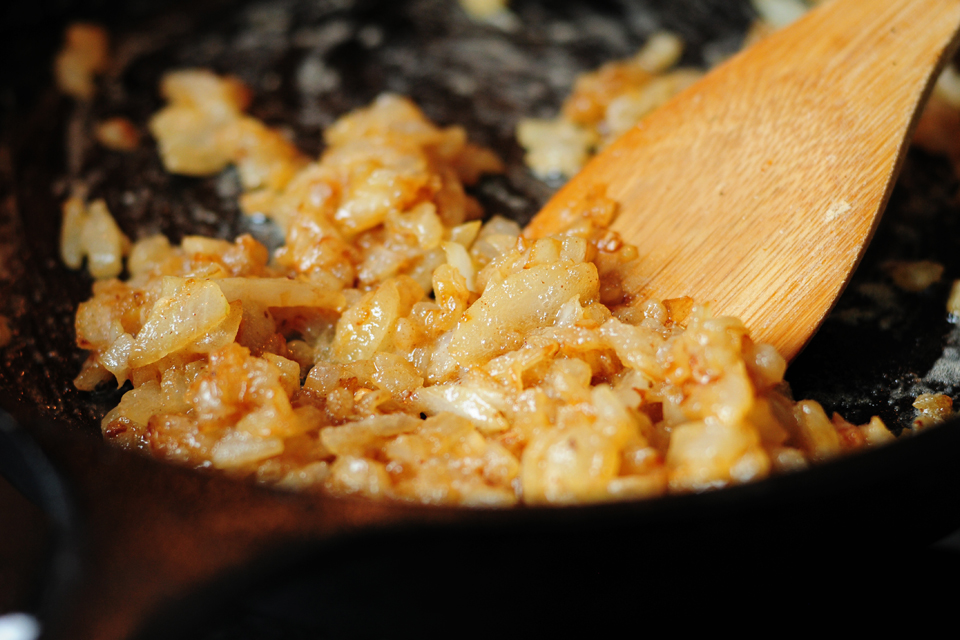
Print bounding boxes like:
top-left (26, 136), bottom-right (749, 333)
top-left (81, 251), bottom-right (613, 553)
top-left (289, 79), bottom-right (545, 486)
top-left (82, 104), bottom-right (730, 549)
top-left (0, 411), bottom-right (83, 639)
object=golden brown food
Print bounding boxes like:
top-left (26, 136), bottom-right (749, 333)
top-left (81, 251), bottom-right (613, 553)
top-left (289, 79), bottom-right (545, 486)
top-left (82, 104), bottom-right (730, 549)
top-left (517, 32), bottom-right (701, 179)
top-left (54, 23), bottom-right (110, 100)
top-left (882, 260), bottom-right (944, 293)
top-left (64, 69), bottom-right (897, 507)
top-left (60, 193), bottom-right (130, 280)
top-left (94, 117), bottom-right (141, 152)
top-left (912, 393), bottom-right (954, 431)
top-left (459, 0), bottom-right (510, 21)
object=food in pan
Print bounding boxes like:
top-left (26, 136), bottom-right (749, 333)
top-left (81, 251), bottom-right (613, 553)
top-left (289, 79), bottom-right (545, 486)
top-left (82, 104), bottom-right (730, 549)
top-left (60, 194), bottom-right (130, 280)
top-left (94, 117), bottom-right (141, 152)
top-left (912, 393), bottom-right (954, 430)
top-left (62, 63), bottom-right (901, 506)
top-left (54, 23), bottom-right (110, 101)
top-left (459, 0), bottom-right (510, 21)
top-left (517, 31), bottom-right (701, 179)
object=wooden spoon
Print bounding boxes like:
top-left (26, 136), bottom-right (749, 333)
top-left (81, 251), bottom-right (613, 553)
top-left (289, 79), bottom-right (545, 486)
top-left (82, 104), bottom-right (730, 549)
top-left (526, 0), bottom-right (960, 361)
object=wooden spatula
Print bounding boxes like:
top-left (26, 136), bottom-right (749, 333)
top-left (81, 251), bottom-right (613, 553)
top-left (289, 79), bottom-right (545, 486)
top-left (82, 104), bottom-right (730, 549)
top-left (526, 0), bottom-right (960, 360)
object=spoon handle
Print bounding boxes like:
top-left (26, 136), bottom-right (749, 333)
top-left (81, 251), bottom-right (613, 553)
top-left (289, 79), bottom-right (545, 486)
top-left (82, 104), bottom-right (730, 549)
top-left (529, 0), bottom-right (960, 360)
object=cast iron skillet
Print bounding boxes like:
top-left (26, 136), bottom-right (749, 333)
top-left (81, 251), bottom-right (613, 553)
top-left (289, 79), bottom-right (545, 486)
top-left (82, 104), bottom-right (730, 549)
top-left (4, 0), bottom-right (960, 637)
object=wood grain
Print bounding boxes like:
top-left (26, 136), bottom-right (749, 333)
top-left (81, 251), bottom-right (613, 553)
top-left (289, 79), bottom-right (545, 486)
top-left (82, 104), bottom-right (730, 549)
top-left (527, 0), bottom-right (960, 360)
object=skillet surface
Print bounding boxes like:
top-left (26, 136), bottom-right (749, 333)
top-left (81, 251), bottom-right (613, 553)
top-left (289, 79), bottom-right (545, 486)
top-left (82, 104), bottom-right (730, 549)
top-left (3, 0), bottom-right (960, 636)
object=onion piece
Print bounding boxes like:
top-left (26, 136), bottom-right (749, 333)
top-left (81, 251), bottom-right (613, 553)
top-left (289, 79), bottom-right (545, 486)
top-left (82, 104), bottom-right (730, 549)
top-left (214, 277), bottom-right (346, 311)
top-left (129, 278), bottom-right (231, 368)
